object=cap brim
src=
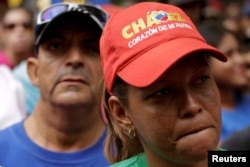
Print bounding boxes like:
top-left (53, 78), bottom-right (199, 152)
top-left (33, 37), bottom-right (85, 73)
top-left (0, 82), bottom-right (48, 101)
top-left (117, 38), bottom-right (227, 88)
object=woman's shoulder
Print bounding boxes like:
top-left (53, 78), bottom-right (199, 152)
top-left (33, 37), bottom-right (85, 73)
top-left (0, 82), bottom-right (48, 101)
top-left (110, 153), bottom-right (148, 167)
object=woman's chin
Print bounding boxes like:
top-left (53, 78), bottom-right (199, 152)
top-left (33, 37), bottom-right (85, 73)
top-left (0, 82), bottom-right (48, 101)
top-left (175, 128), bottom-right (219, 161)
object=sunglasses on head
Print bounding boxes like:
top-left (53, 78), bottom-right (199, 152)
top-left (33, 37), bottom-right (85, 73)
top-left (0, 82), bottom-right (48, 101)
top-left (36, 3), bottom-right (109, 28)
top-left (3, 21), bottom-right (33, 30)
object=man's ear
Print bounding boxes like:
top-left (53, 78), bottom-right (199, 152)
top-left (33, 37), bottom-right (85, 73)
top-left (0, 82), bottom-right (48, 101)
top-left (108, 95), bottom-right (133, 131)
top-left (27, 57), bottom-right (39, 87)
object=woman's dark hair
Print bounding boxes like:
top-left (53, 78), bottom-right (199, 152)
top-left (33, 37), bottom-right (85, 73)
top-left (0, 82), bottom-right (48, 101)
top-left (102, 77), bottom-right (143, 163)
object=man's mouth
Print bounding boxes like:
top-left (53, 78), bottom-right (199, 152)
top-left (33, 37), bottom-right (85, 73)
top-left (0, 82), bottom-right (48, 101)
top-left (60, 76), bottom-right (87, 84)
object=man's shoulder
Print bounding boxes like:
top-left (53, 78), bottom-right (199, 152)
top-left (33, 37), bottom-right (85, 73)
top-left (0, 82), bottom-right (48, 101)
top-left (0, 122), bottom-right (25, 163)
top-left (0, 122), bottom-right (23, 143)
top-left (0, 123), bottom-right (111, 167)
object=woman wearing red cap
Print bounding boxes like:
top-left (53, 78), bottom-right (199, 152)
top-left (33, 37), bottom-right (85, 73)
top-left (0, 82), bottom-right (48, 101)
top-left (100, 2), bottom-right (227, 167)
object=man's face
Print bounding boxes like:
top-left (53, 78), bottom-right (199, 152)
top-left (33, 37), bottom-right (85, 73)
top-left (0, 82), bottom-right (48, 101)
top-left (32, 15), bottom-right (102, 109)
top-left (125, 53), bottom-right (221, 166)
top-left (2, 8), bottom-right (34, 53)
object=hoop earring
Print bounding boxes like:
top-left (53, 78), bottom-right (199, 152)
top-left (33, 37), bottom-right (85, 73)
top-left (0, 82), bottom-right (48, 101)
top-left (128, 128), bottom-right (136, 139)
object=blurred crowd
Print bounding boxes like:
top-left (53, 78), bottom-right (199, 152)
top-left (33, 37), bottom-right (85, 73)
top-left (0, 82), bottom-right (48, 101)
top-left (1, 0), bottom-right (250, 152)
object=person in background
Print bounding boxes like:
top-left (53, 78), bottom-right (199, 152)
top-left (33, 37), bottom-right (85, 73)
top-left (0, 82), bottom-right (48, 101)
top-left (0, 65), bottom-right (27, 130)
top-left (0, 2), bottom-right (29, 129)
top-left (243, 43), bottom-right (250, 93)
top-left (100, 2), bottom-right (227, 167)
top-left (220, 29), bottom-right (250, 150)
top-left (222, 1), bottom-right (241, 35)
top-left (0, 6), bottom-right (35, 69)
top-left (13, 60), bottom-right (40, 115)
top-left (0, 2), bottom-right (110, 167)
top-left (166, 0), bottom-right (207, 24)
top-left (0, 0), bottom-right (8, 51)
top-left (240, 0), bottom-right (250, 45)
top-left (221, 125), bottom-right (250, 150)
top-left (197, 21), bottom-right (250, 143)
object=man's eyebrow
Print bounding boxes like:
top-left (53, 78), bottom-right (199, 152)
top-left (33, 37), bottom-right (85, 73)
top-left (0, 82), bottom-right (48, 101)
top-left (43, 33), bottom-right (66, 41)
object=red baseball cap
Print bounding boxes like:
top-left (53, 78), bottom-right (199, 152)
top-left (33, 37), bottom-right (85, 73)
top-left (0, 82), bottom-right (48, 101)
top-left (100, 2), bottom-right (227, 94)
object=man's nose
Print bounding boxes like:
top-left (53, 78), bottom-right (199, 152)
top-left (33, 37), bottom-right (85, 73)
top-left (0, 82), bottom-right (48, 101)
top-left (66, 47), bottom-right (84, 68)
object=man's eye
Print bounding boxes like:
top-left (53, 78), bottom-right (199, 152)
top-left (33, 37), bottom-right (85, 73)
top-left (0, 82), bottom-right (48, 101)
top-left (42, 38), bottom-right (67, 52)
top-left (81, 39), bottom-right (100, 54)
top-left (48, 42), bottom-right (64, 51)
top-left (83, 45), bottom-right (99, 54)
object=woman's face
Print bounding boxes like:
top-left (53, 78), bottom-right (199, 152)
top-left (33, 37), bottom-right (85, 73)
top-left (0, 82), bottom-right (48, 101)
top-left (211, 33), bottom-right (247, 88)
top-left (124, 53), bottom-right (221, 166)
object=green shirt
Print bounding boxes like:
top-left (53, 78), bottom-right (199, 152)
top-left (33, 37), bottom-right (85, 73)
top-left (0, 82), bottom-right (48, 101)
top-left (110, 153), bottom-right (148, 167)
top-left (110, 148), bottom-right (225, 167)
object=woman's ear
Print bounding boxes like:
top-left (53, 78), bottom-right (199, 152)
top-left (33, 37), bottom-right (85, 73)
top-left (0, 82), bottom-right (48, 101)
top-left (27, 57), bottom-right (39, 87)
top-left (108, 95), bottom-right (133, 131)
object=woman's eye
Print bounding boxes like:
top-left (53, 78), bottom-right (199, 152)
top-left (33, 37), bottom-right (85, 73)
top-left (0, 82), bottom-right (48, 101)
top-left (201, 75), bottom-right (210, 82)
top-left (196, 75), bottom-right (210, 84)
top-left (154, 88), bottom-right (170, 96)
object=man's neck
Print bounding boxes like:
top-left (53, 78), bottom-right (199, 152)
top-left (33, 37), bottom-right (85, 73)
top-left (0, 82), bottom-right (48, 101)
top-left (24, 101), bottom-right (105, 152)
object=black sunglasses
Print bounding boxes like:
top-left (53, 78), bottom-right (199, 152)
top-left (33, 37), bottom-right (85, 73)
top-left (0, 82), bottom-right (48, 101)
top-left (36, 3), bottom-right (109, 29)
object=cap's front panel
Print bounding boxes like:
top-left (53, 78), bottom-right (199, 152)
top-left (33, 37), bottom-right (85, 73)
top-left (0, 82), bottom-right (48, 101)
top-left (112, 3), bottom-right (204, 72)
